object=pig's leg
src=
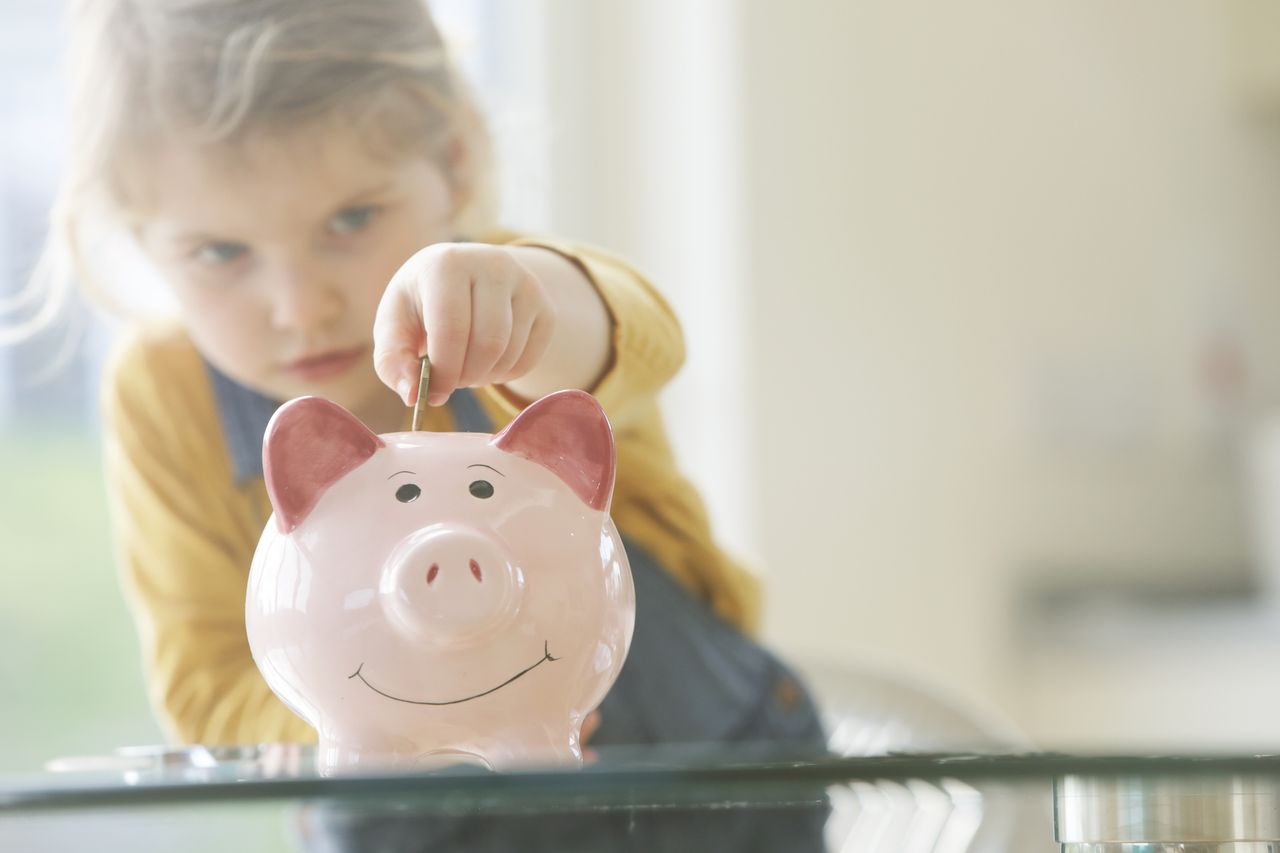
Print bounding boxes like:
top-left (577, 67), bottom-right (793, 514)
top-left (315, 732), bottom-right (416, 776)
top-left (480, 723), bottom-right (584, 770)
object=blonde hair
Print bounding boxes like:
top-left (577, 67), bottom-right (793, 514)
top-left (5, 0), bottom-right (494, 342)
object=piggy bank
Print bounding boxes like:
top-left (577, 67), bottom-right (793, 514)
top-left (245, 390), bottom-right (635, 774)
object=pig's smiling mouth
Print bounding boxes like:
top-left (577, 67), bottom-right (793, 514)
top-left (348, 641), bottom-right (560, 706)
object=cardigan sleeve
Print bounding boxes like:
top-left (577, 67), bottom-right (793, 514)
top-left (476, 235), bottom-right (686, 430)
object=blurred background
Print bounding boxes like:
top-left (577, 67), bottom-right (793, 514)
top-left (6, 0), bottom-right (1280, 789)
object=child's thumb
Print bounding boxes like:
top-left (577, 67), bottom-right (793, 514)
top-left (373, 342), bottom-right (421, 406)
top-left (372, 284), bottom-right (426, 405)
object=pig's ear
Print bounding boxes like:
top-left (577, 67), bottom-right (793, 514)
top-left (492, 390), bottom-right (616, 512)
top-left (263, 397), bottom-right (385, 533)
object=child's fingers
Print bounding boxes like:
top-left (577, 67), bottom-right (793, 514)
top-left (580, 710), bottom-right (602, 763)
top-left (422, 266), bottom-right (471, 406)
top-left (456, 283), bottom-right (512, 389)
top-left (581, 710), bottom-right (601, 744)
top-left (491, 301), bottom-right (535, 382)
top-left (502, 312), bottom-right (555, 386)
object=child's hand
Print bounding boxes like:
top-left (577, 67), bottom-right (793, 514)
top-left (375, 241), bottom-right (613, 408)
top-left (374, 243), bottom-right (558, 407)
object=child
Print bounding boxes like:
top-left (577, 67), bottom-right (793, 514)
top-left (45, 0), bottom-right (824, 758)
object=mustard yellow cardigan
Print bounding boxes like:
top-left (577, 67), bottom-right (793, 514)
top-left (102, 235), bottom-right (760, 746)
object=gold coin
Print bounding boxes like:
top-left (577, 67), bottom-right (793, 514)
top-left (411, 355), bottom-right (431, 430)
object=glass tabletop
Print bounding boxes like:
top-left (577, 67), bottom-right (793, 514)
top-left (8, 745), bottom-right (1280, 852)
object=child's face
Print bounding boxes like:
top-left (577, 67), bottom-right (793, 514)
top-left (135, 122), bottom-right (456, 419)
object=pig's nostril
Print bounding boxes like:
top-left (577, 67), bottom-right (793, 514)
top-left (426, 563), bottom-right (440, 585)
top-left (470, 559), bottom-right (483, 582)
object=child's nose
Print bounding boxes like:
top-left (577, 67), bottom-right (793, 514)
top-left (267, 260), bottom-right (343, 332)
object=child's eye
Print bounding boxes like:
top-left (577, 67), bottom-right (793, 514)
top-left (192, 241), bottom-right (249, 267)
top-left (328, 206), bottom-right (379, 235)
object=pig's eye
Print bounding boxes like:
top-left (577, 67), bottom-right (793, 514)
top-left (395, 483), bottom-right (421, 503)
top-left (468, 479), bottom-right (494, 499)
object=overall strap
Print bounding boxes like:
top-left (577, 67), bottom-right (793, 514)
top-left (446, 387), bottom-right (496, 433)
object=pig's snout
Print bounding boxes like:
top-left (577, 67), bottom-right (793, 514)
top-left (379, 524), bottom-right (524, 644)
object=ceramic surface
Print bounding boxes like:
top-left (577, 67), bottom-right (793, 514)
top-left (246, 390), bottom-right (634, 775)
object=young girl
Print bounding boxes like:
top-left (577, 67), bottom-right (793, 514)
top-left (47, 0), bottom-right (824, 758)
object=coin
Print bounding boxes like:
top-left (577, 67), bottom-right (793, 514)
top-left (411, 355), bottom-right (431, 430)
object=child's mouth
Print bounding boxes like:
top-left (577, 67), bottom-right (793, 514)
top-left (284, 346), bottom-right (366, 382)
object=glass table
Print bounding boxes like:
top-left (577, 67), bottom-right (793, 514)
top-left (6, 745), bottom-right (1280, 851)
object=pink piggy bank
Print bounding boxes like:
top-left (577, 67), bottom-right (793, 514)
top-left (245, 390), bottom-right (634, 774)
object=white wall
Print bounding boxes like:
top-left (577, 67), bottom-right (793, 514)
top-left (735, 0), bottom-right (1280, 744)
